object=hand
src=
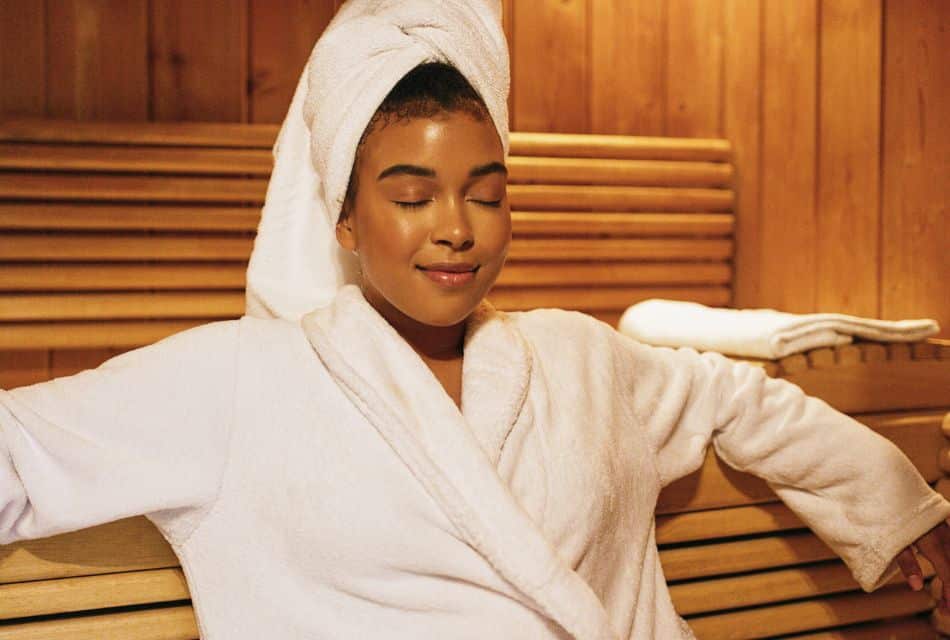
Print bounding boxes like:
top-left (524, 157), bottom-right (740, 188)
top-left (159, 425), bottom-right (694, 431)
top-left (897, 518), bottom-right (950, 611)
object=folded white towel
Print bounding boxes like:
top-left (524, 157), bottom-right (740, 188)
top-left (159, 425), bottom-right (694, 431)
top-left (617, 299), bottom-right (940, 359)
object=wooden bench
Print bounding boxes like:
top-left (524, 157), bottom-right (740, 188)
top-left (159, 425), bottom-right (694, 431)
top-left (0, 120), bottom-right (947, 639)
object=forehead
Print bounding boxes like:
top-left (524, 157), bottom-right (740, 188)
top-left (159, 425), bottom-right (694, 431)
top-left (359, 113), bottom-right (503, 172)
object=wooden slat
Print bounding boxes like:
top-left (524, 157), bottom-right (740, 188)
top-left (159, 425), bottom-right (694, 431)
top-left (0, 349), bottom-right (49, 389)
top-left (0, 264), bottom-right (247, 291)
top-left (507, 238), bottom-right (733, 261)
top-left (659, 531), bottom-right (835, 581)
top-left (497, 262), bottom-right (731, 287)
top-left (0, 604), bottom-right (197, 640)
top-left (509, 184), bottom-right (733, 212)
top-left (684, 585), bottom-right (934, 640)
top-left (656, 502), bottom-right (803, 545)
top-left (0, 235), bottom-right (253, 261)
top-left (506, 156), bottom-right (732, 187)
top-left (0, 174), bottom-right (268, 203)
top-left (509, 132), bottom-right (732, 162)
top-left (0, 119), bottom-right (278, 148)
top-left (0, 568), bottom-right (189, 619)
top-left (0, 292), bottom-right (244, 321)
top-left (511, 212), bottom-right (734, 237)
top-left (0, 203), bottom-right (260, 231)
top-left (488, 286), bottom-right (731, 313)
top-left (0, 4), bottom-right (46, 118)
top-left (0, 517), bottom-right (177, 583)
top-left (666, 0), bottom-right (722, 137)
top-left (0, 320), bottom-right (207, 350)
top-left (670, 561), bottom-right (920, 617)
top-left (787, 617), bottom-right (938, 640)
top-left (0, 143), bottom-right (273, 175)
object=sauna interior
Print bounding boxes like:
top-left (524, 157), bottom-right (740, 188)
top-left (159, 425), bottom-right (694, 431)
top-left (0, 1), bottom-right (948, 639)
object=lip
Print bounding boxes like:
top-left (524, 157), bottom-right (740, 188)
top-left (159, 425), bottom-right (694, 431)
top-left (417, 262), bottom-right (478, 273)
top-left (416, 264), bottom-right (479, 288)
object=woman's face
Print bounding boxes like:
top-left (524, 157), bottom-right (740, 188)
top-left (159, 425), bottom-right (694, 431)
top-left (336, 111), bottom-right (511, 328)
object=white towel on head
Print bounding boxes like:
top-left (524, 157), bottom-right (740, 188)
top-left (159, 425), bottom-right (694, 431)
top-left (245, 0), bottom-right (510, 321)
top-left (618, 299), bottom-right (941, 359)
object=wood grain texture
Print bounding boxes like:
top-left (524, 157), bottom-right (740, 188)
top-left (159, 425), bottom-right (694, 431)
top-left (881, 0), bottom-right (950, 338)
top-left (150, 0), bottom-right (249, 122)
top-left (249, 0), bottom-right (337, 123)
top-left (511, 0), bottom-right (589, 132)
top-left (724, 0), bottom-right (762, 309)
top-left (760, 0), bottom-right (819, 313)
top-left (0, 1), bottom-right (45, 117)
top-left (666, 0), bottom-right (723, 137)
top-left (0, 604), bottom-right (197, 640)
top-left (590, 0), bottom-right (666, 135)
top-left (46, 0), bottom-right (148, 120)
top-left (816, 0), bottom-right (881, 317)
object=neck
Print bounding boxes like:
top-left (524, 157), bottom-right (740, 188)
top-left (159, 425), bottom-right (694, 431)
top-left (361, 287), bottom-right (466, 361)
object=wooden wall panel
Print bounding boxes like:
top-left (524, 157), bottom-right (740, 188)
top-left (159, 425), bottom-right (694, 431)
top-left (665, 0), bottom-right (723, 137)
top-left (724, 0), bottom-right (762, 309)
top-left (590, 0), bottom-right (666, 136)
top-left (46, 0), bottom-right (149, 120)
top-left (511, 0), bottom-right (589, 132)
top-left (816, 0), bottom-right (881, 317)
top-left (881, 0), bottom-right (950, 336)
top-left (150, 0), bottom-right (249, 122)
top-left (249, 0), bottom-right (338, 123)
top-left (0, 0), bottom-right (45, 118)
top-left (759, 0), bottom-right (819, 313)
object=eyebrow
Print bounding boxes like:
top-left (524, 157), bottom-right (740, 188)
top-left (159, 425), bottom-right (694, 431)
top-left (376, 161), bottom-right (508, 181)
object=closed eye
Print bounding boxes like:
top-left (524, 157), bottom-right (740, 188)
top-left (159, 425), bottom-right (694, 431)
top-left (472, 199), bottom-right (502, 208)
top-left (393, 200), bottom-right (430, 209)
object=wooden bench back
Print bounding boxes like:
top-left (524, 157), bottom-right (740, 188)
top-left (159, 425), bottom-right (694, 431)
top-left (0, 119), bottom-right (734, 351)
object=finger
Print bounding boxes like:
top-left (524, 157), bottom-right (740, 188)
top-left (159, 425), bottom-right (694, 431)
top-left (916, 528), bottom-right (950, 608)
top-left (896, 547), bottom-right (925, 590)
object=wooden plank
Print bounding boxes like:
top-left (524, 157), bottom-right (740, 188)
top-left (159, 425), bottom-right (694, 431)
top-left (590, 0), bottom-right (666, 135)
top-left (497, 262), bottom-right (731, 287)
top-left (656, 502), bottom-right (803, 545)
top-left (0, 350), bottom-right (49, 389)
top-left (0, 604), bottom-right (197, 640)
top-left (659, 531), bottom-right (835, 581)
top-left (684, 585), bottom-right (933, 640)
top-left (511, 0), bottom-right (589, 132)
top-left (506, 238), bottom-right (733, 261)
top-left (0, 321), bottom-right (207, 350)
top-left (760, 0), bottom-right (818, 313)
top-left (724, 0), bottom-right (762, 309)
top-left (488, 286), bottom-right (731, 313)
top-left (49, 348), bottom-right (121, 378)
top-left (150, 0), bottom-right (249, 122)
top-left (0, 173), bottom-right (268, 203)
top-left (666, 0), bottom-right (723, 137)
top-left (0, 264), bottom-right (247, 291)
top-left (509, 132), bottom-right (731, 161)
top-left (249, 0), bottom-right (336, 123)
top-left (0, 517), bottom-right (177, 583)
top-left (507, 156), bottom-right (733, 187)
top-left (0, 1), bottom-right (45, 118)
top-left (788, 618), bottom-right (938, 640)
top-left (45, 0), bottom-right (148, 120)
top-left (0, 235), bottom-right (253, 261)
top-left (881, 0), bottom-right (950, 340)
top-left (0, 119), bottom-right (279, 148)
top-left (0, 204), bottom-right (260, 231)
top-left (510, 212), bottom-right (734, 236)
top-left (0, 143), bottom-right (273, 175)
top-left (0, 568), bottom-right (189, 619)
top-left (816, 0), bottom-right (881, 318)
top-left (508, 184), bottom-right (734, 212)
top-left (0, 292), bottom-right (245, 321)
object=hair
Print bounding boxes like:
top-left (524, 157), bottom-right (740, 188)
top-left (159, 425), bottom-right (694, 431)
top-left (338, 61), bottom-right (493, 222)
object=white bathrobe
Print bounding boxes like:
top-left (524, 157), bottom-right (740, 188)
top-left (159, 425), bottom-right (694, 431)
top-left (1, 284), bottom-right (947, 639)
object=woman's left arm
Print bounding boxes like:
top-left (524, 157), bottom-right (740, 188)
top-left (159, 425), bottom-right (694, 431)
top-left (613, 330), bottom-right (950, 602)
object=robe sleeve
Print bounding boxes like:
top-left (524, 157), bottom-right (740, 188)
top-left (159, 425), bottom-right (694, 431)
top-left (0, 321), bottom-right (239, 546)
top-left (613, 331), bottom-right (950, 592)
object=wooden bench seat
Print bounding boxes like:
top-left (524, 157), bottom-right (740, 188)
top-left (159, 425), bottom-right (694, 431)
top-left (0, 120), bottom-right (947, 639)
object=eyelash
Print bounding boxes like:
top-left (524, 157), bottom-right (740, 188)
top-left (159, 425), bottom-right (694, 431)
top-left (393, 200), bottom-right (502, 209)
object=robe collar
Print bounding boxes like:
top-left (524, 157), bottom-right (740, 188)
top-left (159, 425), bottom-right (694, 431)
top-left (300, 284), bottom-right (616, 640)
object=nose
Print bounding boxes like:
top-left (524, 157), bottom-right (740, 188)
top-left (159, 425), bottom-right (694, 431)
top-left (430, 194), bottom-right (474, 251)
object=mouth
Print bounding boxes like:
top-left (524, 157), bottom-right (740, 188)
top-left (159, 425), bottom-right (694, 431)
top-left (416, 264), bottom-right (479, 287)
top-left (416, 263), bottom-right (479, 273)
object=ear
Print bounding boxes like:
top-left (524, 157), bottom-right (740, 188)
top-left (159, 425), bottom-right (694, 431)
top-left (336, 218), bottom-right (357, 253)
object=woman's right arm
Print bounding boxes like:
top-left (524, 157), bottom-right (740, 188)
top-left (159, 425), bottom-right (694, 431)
top-left (0, 320), bottom-right (239, 546)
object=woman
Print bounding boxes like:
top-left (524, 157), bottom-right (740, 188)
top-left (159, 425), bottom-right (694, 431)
top-left (1, 2), bottom-right (948, 639)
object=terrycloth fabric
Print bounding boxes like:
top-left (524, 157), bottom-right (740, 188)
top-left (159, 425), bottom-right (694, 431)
top-left (2, 285), bottom-right (948, 639)
top-left (618, 298), bottom-right (941, 359)
top-left (244, 0), bottom-right (510, 321)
